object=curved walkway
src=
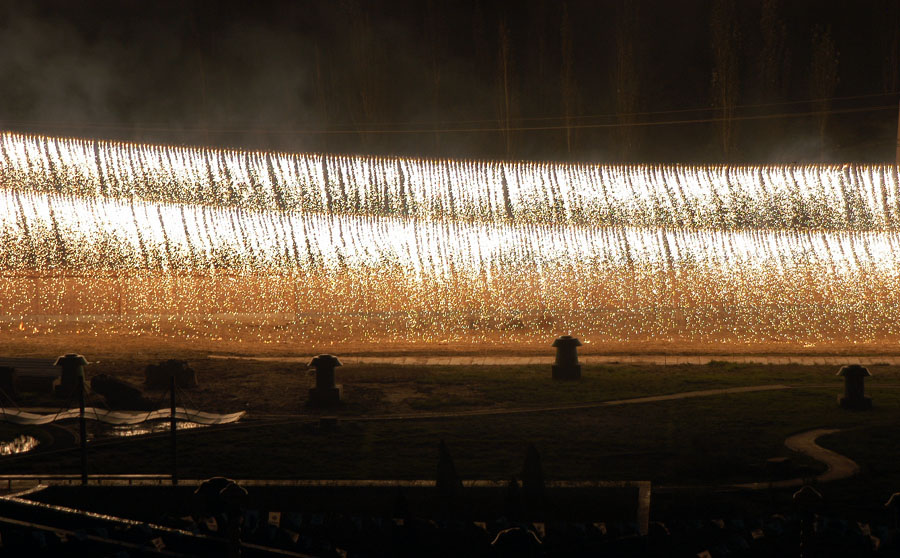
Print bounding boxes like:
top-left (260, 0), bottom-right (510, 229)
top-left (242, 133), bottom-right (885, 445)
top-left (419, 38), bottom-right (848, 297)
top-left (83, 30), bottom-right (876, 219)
top-left (732, 428), bottom-right (858, 490)
top-left (355, 384), bottom-right (791, 421)
top-left (248, 384), bottom-right (792, 423)
top-left (2, 388), bottom-right (862, 496)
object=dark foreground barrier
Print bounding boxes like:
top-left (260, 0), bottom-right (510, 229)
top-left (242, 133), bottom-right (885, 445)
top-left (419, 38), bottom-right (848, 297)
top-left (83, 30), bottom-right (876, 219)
top-left (2, 483), bottom-right (897, 557)
top-left (15, 479), bottom-right (650, 533)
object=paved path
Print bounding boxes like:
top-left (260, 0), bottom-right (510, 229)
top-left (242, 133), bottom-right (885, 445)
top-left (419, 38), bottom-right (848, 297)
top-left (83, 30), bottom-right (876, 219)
top-left (210, 354), bottom-right (900, 366)
top-left (732, 428), bottom-right (858, 490)
top-left (4, 386), bottom-right (860, 497)
top-left (241, 385), bottom-right (791, 425)
top-left (339, 384), bottom-right (792, 422)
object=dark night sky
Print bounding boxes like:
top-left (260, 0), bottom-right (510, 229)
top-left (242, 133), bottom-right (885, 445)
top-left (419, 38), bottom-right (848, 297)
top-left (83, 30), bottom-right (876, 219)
top-left (0, 0), bottom-right (897, 163)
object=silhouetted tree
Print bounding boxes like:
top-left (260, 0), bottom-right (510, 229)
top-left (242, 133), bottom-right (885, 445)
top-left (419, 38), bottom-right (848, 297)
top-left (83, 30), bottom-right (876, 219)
top-left (471, 0), bottom-right (489, 74)
top-left (497, 17), bottom-right (515, 158)
top-left (313, 41), bottom-right (332, 152)
top-left (710, 0), bottom-right (741, 158)
top-left (810, 24), bottom-right (839, 161)
top-left (560, 2), bottom-right (577, 157)
top-left (884, 4), bottom-right (900, 165)
top-left (531, 0), bottom-right (552, 117)
top-left (425, 0), bottom-right (446, 153)
top-left (615, 0), bottom-right (642, 161)
top-left (185, 5), bottom-right (211, 145)
top-left (342, 0), bottom-right (383, 150)
top-left (436, 439), bottom-right (463, 514)
top-left (755, 0), bottom-right (790, 152)
top-left (880, 0), bottom-right (900, 95)
top-left (522, 443), bottom-right (547, 519)
top-left (757, 0), bottom-right (790, 101)
top-left (504, 476), bottom-right (522, 521)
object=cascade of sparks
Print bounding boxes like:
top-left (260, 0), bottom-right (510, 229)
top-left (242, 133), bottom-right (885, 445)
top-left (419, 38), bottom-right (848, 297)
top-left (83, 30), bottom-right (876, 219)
top-left (1, 131), bottom-right (900, 349)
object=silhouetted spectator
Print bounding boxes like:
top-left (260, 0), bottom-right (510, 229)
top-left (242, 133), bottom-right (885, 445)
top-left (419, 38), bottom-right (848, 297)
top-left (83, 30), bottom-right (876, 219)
top-left (491, 526), bottom-right (541, 557)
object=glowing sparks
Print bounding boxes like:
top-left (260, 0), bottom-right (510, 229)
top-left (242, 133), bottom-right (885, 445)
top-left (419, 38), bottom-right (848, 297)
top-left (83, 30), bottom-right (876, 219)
top-left (0, 131), bottom-right (899, 348)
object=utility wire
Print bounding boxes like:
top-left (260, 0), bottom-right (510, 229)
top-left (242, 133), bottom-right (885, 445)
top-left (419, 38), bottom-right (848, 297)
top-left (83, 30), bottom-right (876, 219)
top-left (2, 102), bottom-right (897, 136)
top-left (310, 104), bottom-right (900, 135)
top-left (324, 90), bottom-right (900, 127)
top-left (9, 90), bottom-right (895, 130)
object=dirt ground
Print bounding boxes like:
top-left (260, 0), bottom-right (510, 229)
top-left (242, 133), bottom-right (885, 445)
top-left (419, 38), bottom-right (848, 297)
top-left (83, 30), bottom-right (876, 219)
top-left (6, 335), bottom-right (900, 498)
top-left (3, 325), bottom-right (900, 361)
top-left (7, 352), bottom-right (499, 417)
top-left (3, 324), bottom-right (899, 417)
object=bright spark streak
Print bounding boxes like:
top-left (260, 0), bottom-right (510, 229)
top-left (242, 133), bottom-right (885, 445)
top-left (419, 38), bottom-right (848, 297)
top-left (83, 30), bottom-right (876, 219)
top-left (1, 132), bottom-right (899, 347)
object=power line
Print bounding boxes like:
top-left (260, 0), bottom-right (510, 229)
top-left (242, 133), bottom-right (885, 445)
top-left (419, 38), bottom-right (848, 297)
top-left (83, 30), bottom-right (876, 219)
top-left (2, 103), bottom-right (896, 136)
top-left (313, 104), bottom-right (896, 135)
top-left (349, 90), bottom-right (900, 127)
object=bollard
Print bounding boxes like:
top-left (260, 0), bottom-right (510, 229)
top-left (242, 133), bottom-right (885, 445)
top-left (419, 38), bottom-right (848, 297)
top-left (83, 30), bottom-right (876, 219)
top-left (837, 364), bottom-right (872, 410)
top-left (55, 353), bottom-right (89, 484)
top-left (552, 335), bottom-right (582, 380)
top-left (308, 354), bottom-right (342, 406)
top-left (54, 353), bottom-right (88, 397)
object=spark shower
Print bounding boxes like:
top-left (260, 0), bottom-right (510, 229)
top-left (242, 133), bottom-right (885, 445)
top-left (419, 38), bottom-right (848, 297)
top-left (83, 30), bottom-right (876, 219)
top-left (2, 132), bottom-right (900, 351)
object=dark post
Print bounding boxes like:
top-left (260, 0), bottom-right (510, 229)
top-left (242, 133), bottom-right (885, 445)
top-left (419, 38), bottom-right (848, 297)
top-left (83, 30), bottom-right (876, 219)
top-left (79, 373), bottom-right (87, 486)
top-left (54, 353), bottom-right (88, 397)
top-left (436, 439), bottom-right (463, 519)
top-left (837, 364), bottom-right (872, 410)
top-left (552, 335), bottom-right (582, 380)
top-left (56, 354), bottom-right (90, 484)
top-left (522, 443), bottom-right (547, 520)
top-left (171, 374), bottom-right (177, 486)
top-left (307, 354), bottom-right (343, 406)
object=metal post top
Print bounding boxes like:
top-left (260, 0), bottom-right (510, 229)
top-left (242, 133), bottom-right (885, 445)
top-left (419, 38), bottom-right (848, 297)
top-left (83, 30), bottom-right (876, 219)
top-left (54, 353), bottom-right (89, 366)
top-left (552, 335), bottom-right (582, 348)
top-left (308, 354), bottom-right (342, 369)
top-left (837, 364), bottom-right (870, 378)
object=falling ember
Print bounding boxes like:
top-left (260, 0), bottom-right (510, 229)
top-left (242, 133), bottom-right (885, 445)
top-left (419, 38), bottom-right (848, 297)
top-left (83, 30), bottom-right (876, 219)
top-left (1, 131), bottom-right (899, 350)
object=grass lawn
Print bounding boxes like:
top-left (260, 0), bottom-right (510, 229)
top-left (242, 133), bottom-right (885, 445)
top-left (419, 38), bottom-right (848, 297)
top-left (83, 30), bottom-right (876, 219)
top-left (814, 426), bottom-right (900, 508)
top-left (3, 360), bottom-right (900, 520)
top-left (2, 361), bottom-right (897, 475)
top-left (15, 358), bottom-right (896, 416)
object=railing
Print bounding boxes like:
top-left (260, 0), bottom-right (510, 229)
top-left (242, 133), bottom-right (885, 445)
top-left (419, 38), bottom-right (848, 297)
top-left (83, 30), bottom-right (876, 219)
top-left (0, 477), bottom-right (651, 535)
top-left (0, 474), bottom-right (179, 492)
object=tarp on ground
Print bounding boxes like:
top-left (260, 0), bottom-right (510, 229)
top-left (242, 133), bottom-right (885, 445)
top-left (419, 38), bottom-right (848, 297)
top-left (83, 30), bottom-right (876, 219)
top-left (0, 407), bottom-right (244, 425)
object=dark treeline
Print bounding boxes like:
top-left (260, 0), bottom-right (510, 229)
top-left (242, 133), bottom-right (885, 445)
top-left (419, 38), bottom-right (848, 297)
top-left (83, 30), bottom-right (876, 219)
top-left (0, 0), bottom-right (897, 163)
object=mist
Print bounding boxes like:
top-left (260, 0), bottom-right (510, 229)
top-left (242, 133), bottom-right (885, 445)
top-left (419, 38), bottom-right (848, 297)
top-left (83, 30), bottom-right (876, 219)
top-left (0, 0), bottom-right (896, 163)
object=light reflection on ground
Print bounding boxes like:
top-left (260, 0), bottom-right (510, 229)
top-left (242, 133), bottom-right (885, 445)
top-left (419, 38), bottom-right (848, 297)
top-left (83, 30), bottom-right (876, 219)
top-left (0, 434), bottom-right (39, 455)
top-left (102, 420), bottom-right (207, 438)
